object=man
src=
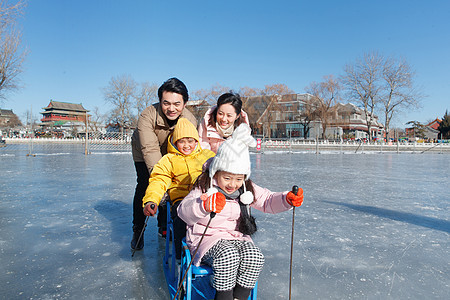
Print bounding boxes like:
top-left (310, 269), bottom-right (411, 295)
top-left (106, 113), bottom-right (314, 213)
top-left (131, 77), bottom-right (197, 250)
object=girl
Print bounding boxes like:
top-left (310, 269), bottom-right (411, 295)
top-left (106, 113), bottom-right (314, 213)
top-left (198, 92), bottom-right (250, 153)
top-left (177, 123), bottom-right (303, 300)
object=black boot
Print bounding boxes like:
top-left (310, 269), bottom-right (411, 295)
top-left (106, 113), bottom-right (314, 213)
top-left (233, 284), bottom-right (252, 300)
top-left (214, 289), bottom-right (233, 300)
top-left (130, 226), bottom-right (144, 250)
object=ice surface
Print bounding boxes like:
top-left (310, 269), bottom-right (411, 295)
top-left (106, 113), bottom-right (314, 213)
top-left (1, 145), bottom-right (449, 299)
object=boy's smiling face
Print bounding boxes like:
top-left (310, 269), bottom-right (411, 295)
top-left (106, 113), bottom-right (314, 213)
top-left (175, 137), bottom-right (197, 155)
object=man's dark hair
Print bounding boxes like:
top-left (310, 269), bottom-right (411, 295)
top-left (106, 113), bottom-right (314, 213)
top-left (158, 77), bottom-right (189, 103)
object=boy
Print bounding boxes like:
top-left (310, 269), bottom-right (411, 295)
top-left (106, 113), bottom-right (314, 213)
top-left (142, 118), bottom-right (215, 258)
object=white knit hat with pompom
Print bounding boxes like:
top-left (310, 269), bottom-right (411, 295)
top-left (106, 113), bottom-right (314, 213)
top-left (209, 123), bottom-right (256, 204)
top-left (209, 123), bottom-right (256, 180)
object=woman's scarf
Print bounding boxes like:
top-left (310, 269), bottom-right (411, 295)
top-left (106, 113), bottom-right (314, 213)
top-left (215, 122), bottom-right (234, 138)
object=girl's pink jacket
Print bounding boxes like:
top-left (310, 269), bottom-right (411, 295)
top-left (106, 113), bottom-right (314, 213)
top-left (198, 107), bottom-right (251, 153)
top-left (177, 182), bottom-right (291, 266)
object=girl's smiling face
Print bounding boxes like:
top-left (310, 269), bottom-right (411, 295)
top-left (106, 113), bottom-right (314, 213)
top-left (214, 171), bottom-right (245, 194)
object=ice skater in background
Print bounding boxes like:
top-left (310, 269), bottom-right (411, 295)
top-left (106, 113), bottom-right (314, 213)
top-left (177, 123), bottom-right (304, 300)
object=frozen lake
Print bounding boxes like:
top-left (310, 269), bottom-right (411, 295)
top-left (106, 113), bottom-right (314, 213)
top-left (1, 145), bottom-right (449, 299)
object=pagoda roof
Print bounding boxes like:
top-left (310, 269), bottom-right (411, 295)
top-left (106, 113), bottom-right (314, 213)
top-left (0, 109), bottom-right (15, 116)
top-left (425, 118), bottom-right (442, 130)
top-left (42, 100), bottom-right (88, 112)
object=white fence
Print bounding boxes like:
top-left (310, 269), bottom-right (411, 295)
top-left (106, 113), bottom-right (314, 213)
top-left (3, 132), bottom-right (132, 153)
top-left (261, 139), bottom-right (450, 153)
top-left (3, 136), bottom-right (449, 154)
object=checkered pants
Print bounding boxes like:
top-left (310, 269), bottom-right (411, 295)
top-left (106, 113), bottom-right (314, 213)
top-left (201, 239), bottom-right (264, 291)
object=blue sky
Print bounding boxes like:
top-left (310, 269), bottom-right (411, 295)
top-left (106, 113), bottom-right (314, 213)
top-left (4, 0), bottom-right (450, 127)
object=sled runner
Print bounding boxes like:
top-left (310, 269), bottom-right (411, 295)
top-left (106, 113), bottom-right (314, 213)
top-left (163, 202), bottom-right (258, 300)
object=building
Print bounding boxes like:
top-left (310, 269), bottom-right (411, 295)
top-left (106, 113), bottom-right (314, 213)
top-left (41, 101), bottom-right (88, 125)
top-left (242, 94), bottom-right (385, 140)
top-left (40, 101), bottom-right (89, 136)
top-left (243, 94), bottom-right (313, 139)
top-left (186, 99), bottom-right (210, 125)
top-left (424, 118), bottom-right (441, 140)
top-left (327, 103), bottom-right (385, 140)
top-left (0, 109), bottom-right (22, 128)
top-left (405, 118), bottom-right (441, 141)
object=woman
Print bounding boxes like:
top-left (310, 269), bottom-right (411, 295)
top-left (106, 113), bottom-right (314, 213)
top-left (198, 92), bottom-right (250, 153)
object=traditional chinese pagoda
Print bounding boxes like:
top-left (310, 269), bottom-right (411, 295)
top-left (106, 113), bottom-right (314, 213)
top-left (40, 100), bottom-right (88, 126)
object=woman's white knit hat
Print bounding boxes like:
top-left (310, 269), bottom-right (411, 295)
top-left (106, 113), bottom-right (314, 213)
top-left (209, 123), bottom-right (256, 180)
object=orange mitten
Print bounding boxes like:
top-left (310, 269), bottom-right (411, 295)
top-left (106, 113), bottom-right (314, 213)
top-left (203, 192), bottom-right (226, 213)
top-left (286, 188), bottom-right (304, 207)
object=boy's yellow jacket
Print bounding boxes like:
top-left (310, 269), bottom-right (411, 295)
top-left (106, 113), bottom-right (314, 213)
top-left (142, 118), bottom-right (215, 207)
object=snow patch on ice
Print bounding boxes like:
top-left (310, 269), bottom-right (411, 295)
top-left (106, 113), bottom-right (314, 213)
top-left (335, 237), bottom-right (352, 243)
top-left (418, 206), bottom-right (441, 211)
top-left (91, 152), bottom-right (131, 155)
top-left (34, 152), bottom-right (72, 156)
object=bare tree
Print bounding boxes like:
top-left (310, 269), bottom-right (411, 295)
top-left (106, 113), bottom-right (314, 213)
top-left (135, 81), bottom-right (158, 116)
top-left (191, 83), bottom-right (231, 104)
top-left (381, 56), bottom-right (423, 137)
top-left (88, 106), bottom-right (106, 133)
top-left (298, 94), bottom-right (318, 139)
top-left (103, 75), bottom-right (137, 134)
top-left (341, 52), bottom-right (384, 140)
top-left (0, 0), bottom-right (27, 103)
top-left (261, 83), bottom-right (294, 96)
top-left (237, 86), bottom-right (262, 98)
top-left (305, 75), bottom-right (340, 139)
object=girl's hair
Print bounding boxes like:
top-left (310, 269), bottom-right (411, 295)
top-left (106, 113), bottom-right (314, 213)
top-left (208, 92), bottom-right (244, 128)
top-left (193, 168), bottom-right (255, 198)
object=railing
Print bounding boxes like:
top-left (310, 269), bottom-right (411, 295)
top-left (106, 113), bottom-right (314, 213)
top-left (3, 132), bottom-right (132, 153)
top-left (3, 136), bottom-right (449, 154)
top-left (258, 139), bottom-right (450, 153)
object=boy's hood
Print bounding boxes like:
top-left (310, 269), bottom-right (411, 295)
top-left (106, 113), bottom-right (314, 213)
top-left (167, 118), bottom-right (201, 156)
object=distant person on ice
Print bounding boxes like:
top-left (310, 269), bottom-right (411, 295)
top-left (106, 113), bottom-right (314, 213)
top-left (141, 118), bottom-right (215, 258)
top-left (130, 78), bottom-right (197, 251)
top-left (177, 123), bottom-right (304, 300)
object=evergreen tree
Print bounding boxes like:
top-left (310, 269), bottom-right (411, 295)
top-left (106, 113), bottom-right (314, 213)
top-left (438, 110), bottom-right (450, 139)
top-left (406, 120), bottom-right (425, 139)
